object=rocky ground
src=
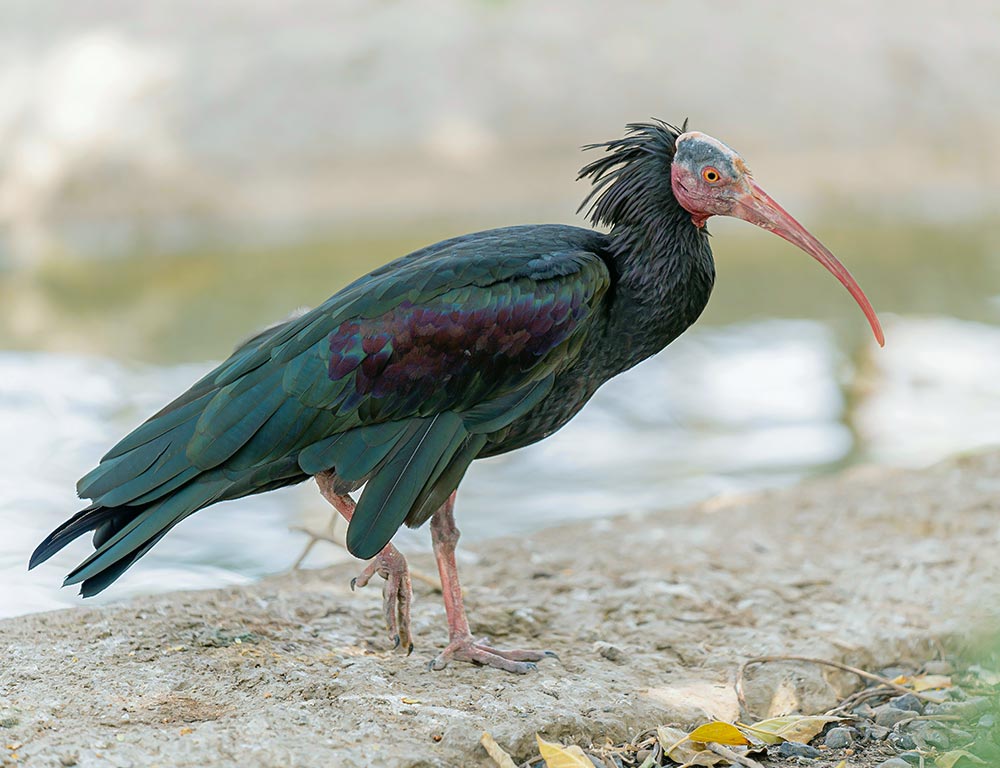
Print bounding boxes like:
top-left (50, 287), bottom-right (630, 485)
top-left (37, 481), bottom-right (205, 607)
top-left (3, 450), bottom-right (1000, 768)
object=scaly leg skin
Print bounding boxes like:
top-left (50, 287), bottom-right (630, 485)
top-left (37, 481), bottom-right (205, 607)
top-left (428, 492), bottom-right (557, 674)
top-left (311, 471), bottom-right (414, 654)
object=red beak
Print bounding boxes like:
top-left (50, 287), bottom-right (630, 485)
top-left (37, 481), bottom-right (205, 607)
top-left (731, 178), bottom-right (885, 347)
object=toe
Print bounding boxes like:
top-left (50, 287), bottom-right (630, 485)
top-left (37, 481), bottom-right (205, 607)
top-left (382, 577), bottom-right (400, 639)
top-left (480, 647), bottom-right (555, 662)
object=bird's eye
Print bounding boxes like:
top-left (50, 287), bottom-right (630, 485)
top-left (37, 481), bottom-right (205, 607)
top-left (702, 167), bottom-right (722, 184)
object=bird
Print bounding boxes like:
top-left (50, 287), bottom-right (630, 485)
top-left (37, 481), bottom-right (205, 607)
top-left (31, 121), bottom-right (883, 674)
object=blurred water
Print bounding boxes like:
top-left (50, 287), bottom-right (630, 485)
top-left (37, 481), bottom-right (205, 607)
top-left (4, 312), bottom-right (1000, 619)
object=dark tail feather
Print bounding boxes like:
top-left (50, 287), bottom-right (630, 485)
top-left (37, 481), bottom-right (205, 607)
top-left (79, 529), bottom-right (171, 598)
top-left (34, 458), bottom-right (306, 595)
top-left (62, 476), bottom-right (231, 590)
top-left (29, 505), bottom-right (125, 570)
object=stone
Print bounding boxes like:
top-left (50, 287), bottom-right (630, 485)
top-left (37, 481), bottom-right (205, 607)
top-left (593, 641), bottom-right (626, 662)
top-left (824, 726), bottom-right (854, 749)
top-left (863, 724), bottom-right (891, 741)
top-left (889, 731), bottom-right (916, 750)
top-left (873, 704), bottom-right (912, 728)
top-left (888, 693), bottom-right (923, 713)
top-left (776, 741), bottom-right (821, 758)
top-left (923, 660), bottom-right (954, 675)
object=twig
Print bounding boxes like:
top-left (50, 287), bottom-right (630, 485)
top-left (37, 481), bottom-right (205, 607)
top-left (891, 713), bottom-right (962, 731)
top-left (707, 743), bottom-right (765, 768)
top-left (736, 654), bottom-right (944, 720)
top-left (827, 683), bottom-right (895, 715)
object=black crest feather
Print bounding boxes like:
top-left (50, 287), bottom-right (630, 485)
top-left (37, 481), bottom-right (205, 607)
top-left (577, 119), bottom-right (686, 229)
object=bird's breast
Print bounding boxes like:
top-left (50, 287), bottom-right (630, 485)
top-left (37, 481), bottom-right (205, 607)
top-left (476, 371), bottom-right (596, 458)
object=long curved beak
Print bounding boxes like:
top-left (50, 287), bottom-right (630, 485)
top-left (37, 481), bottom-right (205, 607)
top-left (730, 178), bottom-right (884, 347)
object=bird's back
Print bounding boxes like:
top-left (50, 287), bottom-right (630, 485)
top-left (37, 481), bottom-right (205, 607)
top-left (31, 224), bottom-right (614, 593)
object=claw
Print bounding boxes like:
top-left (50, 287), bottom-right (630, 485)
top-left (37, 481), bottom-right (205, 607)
top-left (308, 480), bottom-right (417, 653)
top-left (350, 545), bottom-right (413, 653)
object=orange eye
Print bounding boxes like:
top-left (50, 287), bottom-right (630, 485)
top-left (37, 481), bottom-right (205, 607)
top-left (702, 167), bottom-right (722, 184)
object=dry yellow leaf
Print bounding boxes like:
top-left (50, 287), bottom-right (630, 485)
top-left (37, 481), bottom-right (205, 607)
top-left (912, 674), bottom-right (952, 692)
top-left (401, 697), bottom-right (421, 704)
top-left (655, 726), bottom-right (726, 767)
top-left (480, 732), bottom-right (518, 768)
top-left (686, 721), bottom-right (750, 746)
top-left (536, 735), bottom-right (597, 768)
top-left (935, 750), bottom-right (987, 768)
top-left (738, 715), bottom-right (842, 745)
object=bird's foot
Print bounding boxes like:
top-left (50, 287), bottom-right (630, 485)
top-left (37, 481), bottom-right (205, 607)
top-left (429, 634), bottom-right (557, 674)
top-left (351, 544), bottom-right (414, 654)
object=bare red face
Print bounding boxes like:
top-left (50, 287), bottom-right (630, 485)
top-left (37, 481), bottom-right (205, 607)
top-left (671, 131), bottom-right (884, 347)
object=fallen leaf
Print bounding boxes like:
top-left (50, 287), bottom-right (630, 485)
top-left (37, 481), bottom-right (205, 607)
top-left (686, 722), bottom-right (750, 746)
top-left (912, 674), bottom-right (953, 692)
top-left (401, 697), bottom-right (421, 705)
top-left (656, 727), bottom-right (726, 767)
top-left (536, 735), bottom-right (597, 768)
top-left (738, 715), bottom-right (842, 745)
top-left (935, 750), bottom-right (987, 768)
top-left (481, 732), bottom-right (518, 768)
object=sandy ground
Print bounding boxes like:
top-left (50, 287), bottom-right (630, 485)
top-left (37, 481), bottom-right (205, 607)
top-left (3, 451), bottom-right (1000, 767)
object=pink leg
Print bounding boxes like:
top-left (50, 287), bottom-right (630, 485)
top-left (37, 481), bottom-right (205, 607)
top-left (428, 492), bottom-right (556, 674)
top-left (314, 472), bottom-right (413, 654)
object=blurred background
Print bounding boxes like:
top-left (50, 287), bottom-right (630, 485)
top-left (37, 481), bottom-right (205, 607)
top-left (3, 0), bottom-right (999, 617)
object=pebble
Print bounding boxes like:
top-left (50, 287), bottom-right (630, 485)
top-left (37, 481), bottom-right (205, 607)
top-left (776, 741), bottom-right (821, 758)
top-left (889, 693), bottom-right (923, 713)
top-left (873, 704), bottom-right (912, 728)
top-left (934, 696), bottom-right (991, 719)
top-left (912, 723), bottom-right (951, 750)
top-left (592, 641), bottom-right (626, 662)
top-left (862, 724), bottom-right (890, 741)
top-left (852, 702), bottom-right (875, 718)
top-left (875, 759), bottom-right (911, 768)
top-left (923, 660), bottom-right (954, 675)
top-left (824, 726), bottom-right (854, 749)
top-left (889, 731), bottom-right (916, 750)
